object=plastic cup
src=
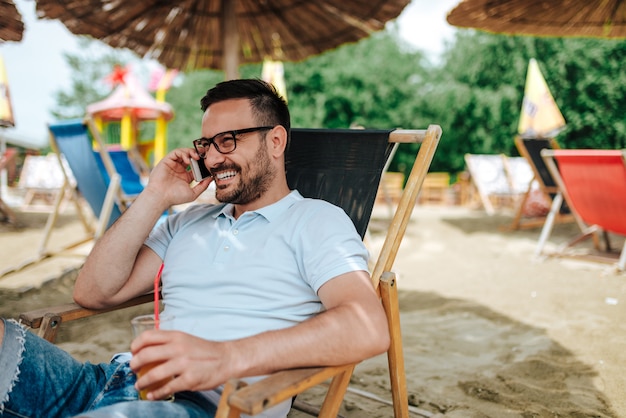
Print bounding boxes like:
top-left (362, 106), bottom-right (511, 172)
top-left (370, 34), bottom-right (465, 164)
top-left (131, 314), bottom-right (175, 401)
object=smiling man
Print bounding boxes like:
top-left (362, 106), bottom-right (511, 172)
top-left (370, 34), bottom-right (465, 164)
top-left (0, 79), bottom-right (389, 418)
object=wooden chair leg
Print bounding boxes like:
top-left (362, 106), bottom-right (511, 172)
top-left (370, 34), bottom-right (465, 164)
top-left (380, 272), bottom-right (409, 418)
top-left (318, 365), bottom-right (355, 417)
top-left (95, 174), bottom-right (121, 239)
top-left (602, 230), bottom-right (612, 252)
top-left (507, 184), bottom-right (533, 231)
top-left (37, 313), bottom-right (63, 342)
top-left (215, 379), bottom-right (247, 418)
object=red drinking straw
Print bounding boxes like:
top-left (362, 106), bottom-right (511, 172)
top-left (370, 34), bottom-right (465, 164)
top-left (154, 263), bottom-right (164, 330)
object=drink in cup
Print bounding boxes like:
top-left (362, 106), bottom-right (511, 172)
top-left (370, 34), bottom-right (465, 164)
top-left (130, 314), bottom-right (174, 401)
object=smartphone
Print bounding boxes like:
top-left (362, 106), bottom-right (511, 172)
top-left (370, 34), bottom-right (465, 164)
top-left (190, 158), bottom-right (212, 182)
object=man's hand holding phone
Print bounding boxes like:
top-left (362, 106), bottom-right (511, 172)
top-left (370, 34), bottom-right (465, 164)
top-left (190, 158), bottom-right (213, 182)
top-left (143, 149), bottom-right (212, 208)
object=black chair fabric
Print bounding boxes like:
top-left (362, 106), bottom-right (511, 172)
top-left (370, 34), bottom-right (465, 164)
top-left (519, 137), bottom-right (570, 214)
top-left (287, 129), bottom-right (395, 239)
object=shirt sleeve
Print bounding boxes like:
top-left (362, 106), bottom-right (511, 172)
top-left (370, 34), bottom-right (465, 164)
top-left (294, 200), bottom-right (370, 293)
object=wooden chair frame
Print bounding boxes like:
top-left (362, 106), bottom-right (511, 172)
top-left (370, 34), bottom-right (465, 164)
top-left (508, 136), bottom-right (576, 230)
top-left (19, 126), bottom-right (442, 418)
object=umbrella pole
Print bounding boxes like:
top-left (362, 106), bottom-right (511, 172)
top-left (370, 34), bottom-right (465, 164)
top-left (222, 0), bottom-right (239, 80)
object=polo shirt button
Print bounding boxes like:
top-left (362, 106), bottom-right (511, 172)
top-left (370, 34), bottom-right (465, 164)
top-left (233, 229), bottom-right (239, 235)
top-left (224, 245), bottom-right (230, 251)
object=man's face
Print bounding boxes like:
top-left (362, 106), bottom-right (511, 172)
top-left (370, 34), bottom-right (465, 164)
top-left (201, 99), bottom-right (276, 205)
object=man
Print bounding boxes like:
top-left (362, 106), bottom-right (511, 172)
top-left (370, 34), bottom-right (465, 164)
top-left (0, 79), bottom-right (389, 418)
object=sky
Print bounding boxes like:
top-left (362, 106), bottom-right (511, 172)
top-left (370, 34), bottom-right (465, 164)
top-left (0, 0), bottom-right (459, 149)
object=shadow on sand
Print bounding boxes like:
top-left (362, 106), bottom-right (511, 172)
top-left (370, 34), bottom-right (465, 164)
top-left (344, 289), bottom-right (617, 417)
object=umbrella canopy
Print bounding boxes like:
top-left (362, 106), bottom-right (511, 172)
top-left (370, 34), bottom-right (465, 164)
top-left (0, 0), bottom-right (24, 42)
top-left (447, 0), bottom-right (626, 39)
top-left (35, 0), bottom-right (410, 79)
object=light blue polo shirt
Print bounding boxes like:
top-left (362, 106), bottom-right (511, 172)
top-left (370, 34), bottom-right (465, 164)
top-left (145, 190), bottom-right (369, 342)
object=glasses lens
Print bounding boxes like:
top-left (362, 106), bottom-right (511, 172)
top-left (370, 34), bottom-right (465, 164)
top-left (194, 139), bottom-right (210, 158)
top-left (214, 133), bottom-right (236, 154)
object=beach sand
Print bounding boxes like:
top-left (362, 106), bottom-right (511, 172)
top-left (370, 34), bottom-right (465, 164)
top-left (0, 204), bottom-right (624, 417)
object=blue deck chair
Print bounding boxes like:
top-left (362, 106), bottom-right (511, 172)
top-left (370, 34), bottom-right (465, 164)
top-left (37, 119), bottom-right (130, 258)
top-left (93, 149), bottom-right (145, 196)
top-left (44, 119), bottom-right (168, 241)
top-left (50, 119), bottom-right (124, 229)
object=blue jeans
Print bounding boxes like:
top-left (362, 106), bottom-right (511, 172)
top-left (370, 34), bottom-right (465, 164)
top-left (0, 319), bottom-right (216, 418)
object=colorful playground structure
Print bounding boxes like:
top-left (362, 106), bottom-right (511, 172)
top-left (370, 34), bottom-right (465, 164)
top-left (86, 66), bottom-right (175, 170)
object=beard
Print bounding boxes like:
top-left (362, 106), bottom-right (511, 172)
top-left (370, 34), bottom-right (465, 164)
top-left (213, 140), bottom-right (276, 205)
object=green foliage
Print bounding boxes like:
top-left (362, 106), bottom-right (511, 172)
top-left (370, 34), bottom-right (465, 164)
top-left (54, 30), bottom-right (626, 182)
top-left (285, 31), bottom-right (428, 130)
top-left (420, 32), bottom-right (626, 173)
top-left (542, 38), bottom-right (626, 149)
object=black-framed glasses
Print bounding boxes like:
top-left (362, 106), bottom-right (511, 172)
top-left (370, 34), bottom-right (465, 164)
top-left (193, 126), bottom-right (274, 157)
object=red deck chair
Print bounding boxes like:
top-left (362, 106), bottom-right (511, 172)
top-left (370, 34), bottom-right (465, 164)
top-left (535, 149), bottom-right (626, 270)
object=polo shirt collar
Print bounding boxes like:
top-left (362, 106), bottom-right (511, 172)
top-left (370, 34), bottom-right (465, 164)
top-left (214, 190), bottom-right (303, 222)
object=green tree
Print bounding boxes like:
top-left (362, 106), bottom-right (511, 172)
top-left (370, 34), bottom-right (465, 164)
top-left (285, 31), bottom-right (428, 130)
top-left (543, 38), bottom-right (626, 149)
top-left (422, 31), bottom-right (626, 173)
top-left (53, 29), bottom-right (626, 181)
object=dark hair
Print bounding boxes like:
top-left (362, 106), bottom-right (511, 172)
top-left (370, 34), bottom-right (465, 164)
top-left (200, 79), bottom-right (290, 139)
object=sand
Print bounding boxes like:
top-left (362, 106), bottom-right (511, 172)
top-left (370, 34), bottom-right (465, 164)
top-left (0, 204), bottom-right (624, 417)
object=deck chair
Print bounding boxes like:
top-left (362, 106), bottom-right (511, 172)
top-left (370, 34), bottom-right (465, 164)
top-left (376, 171), bottom-right (404, 203)
top-left (417, 172), bottom-right (450, 205)
top-left (39, 119), bottom-right (125, 248)
top-left (18, 154), bottom-right (76, 212)
top-left (535, 149), bottom-right (626, 271)
top-left (464, 153), bottom-right (519, 215)
top-left (509, 136), bottom-right (575, 230)
top-left (36, 118), bottom-right (150, 263)
top-left (19, 125), bottom-right (443, 418)
top-left (93, 149), bottom-right (145, 196)
top-left (503, 156), bottom-right (534, 196)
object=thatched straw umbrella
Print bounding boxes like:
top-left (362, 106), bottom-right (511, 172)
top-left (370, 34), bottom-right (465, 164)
top-left (35, 0), bottom-right (411, 79)
top-left (447, 0), bottom-right (626, 38)
top-left (0, 0), bottom-right (24, 42)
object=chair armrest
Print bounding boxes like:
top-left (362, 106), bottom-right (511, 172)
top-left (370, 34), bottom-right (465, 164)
top-left (19, 293), bottom-right (157, 342)
top-left (220, 364), bottom-right (354, 417)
